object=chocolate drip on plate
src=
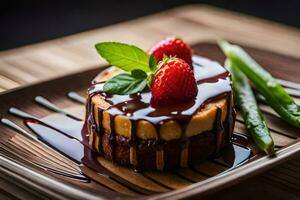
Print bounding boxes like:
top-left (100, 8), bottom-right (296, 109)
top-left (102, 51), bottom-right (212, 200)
top-left (19, 104), bottom-right (250, 193)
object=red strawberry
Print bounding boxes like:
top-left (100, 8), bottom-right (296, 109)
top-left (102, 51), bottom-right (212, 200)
top-left (151, 58), bottom-right (197, 107)
top-left (149, 37), bottom-right (193, 66)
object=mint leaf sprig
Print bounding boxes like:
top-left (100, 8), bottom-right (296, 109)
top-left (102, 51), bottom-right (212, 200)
top-left (95, 42), bottom-right (158, 95)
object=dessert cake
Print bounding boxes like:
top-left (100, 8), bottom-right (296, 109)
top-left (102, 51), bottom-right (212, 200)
top-left (83, 38), bottom-right (235, 170)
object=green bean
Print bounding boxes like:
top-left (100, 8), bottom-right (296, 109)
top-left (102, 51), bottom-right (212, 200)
top-left (219, 40), bottom-right (300, 128)
top-left (225, 59), bottom-right (274, 155)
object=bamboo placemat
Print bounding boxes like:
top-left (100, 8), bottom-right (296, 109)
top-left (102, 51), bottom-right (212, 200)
top-left (0, 5), bottom-right (299, 199)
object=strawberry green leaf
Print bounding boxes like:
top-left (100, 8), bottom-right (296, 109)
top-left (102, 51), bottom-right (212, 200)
top-left (149, 54), bottom-right (158, 71)
top-left (95, 42), bottom-right (151, 72)
top-left (131, 69), bottom-right (147, 79)
top-left (103, 73), bottom-right (147, 95)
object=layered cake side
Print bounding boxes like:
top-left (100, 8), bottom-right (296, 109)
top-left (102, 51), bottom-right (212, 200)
top-left (84, 55), bottom-right (235, 170)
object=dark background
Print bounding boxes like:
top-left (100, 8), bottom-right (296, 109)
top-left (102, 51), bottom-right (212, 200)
top-left (1, 0), bottom-right (300, 50)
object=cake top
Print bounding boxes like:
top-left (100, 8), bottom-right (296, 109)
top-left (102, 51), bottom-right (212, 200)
top-left (89, 57), bottom-right (231, 125)
top-left (89, 37), bottom-right (232, 124)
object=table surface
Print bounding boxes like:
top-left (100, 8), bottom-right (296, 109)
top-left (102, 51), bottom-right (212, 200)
top-left (0, 5), bottom-right (299, 199)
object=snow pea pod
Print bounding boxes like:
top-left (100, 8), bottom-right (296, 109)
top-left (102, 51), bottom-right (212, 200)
top-left (219, 40), bottom-right (300, 128)
top-left (225, 59), bottom-right (274, 155)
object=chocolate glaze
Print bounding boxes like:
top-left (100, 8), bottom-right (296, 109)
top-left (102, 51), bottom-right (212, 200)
top-left (87, 77), bottom-right (231, 124)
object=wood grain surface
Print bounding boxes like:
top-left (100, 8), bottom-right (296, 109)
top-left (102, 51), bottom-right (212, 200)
top-left (0, 5), bottom-right (299, 200)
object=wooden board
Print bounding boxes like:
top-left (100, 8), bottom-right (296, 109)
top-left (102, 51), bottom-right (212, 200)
top-left (0, 42), bottom-right (299, 199)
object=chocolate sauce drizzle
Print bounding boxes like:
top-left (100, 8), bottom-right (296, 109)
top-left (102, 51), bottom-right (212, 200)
top-left (97, 108), bottom-right (104, 153)
top-left (85, 56), bottom-right (233, 169)
top-left (109, 115), bottom-right (116, 161)
top-left (130, 120), bottom-right (138, 167)
top-left (6, 97), bottom-right (250, 194)
top-left (214, 107), bottom-right (224, 154)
